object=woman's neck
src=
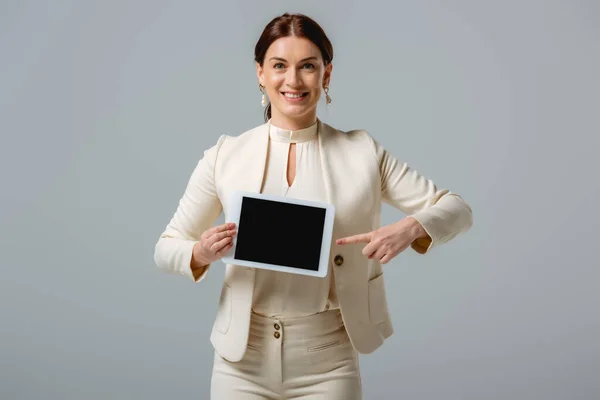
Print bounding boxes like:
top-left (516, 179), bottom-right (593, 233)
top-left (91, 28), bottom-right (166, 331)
top-left (269, 111), bottom-right (317, 131)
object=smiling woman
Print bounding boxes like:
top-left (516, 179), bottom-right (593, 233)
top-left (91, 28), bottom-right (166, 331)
top-left (254, 13), bottom-right (333, 129)
top-left (154, 11), bottom-right (473, 400)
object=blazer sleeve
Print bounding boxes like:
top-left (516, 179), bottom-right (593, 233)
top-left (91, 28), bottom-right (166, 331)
top-left (153, 134), bottom-right (227, 282)
top-left (372, 136), bottom-right (473, 254)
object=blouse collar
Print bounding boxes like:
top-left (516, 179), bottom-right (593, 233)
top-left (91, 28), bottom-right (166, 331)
top-left (268, 119), bottom-right (318, 143)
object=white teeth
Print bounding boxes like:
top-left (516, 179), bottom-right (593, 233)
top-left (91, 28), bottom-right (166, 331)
top-left (284, 93), bottom-right (305, 98)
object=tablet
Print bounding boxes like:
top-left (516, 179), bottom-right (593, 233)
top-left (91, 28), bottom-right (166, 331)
top-left (221, 191), bottom-right (335, 278)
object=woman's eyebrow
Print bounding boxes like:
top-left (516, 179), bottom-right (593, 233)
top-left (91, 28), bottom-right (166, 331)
top-left (268, 56), bottom-right (319, 62)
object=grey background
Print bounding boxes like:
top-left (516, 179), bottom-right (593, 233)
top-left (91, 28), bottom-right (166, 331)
top-left (1, 0), bottom-right (599, 399)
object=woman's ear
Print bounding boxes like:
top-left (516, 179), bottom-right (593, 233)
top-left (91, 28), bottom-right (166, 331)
top-left (323, 62), bottom-right (333, 87)
top-left (256, 62), bottom-right (264, 86)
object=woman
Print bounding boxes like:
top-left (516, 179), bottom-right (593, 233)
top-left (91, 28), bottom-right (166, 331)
top-left (154, 12), bottom-right (473, 399)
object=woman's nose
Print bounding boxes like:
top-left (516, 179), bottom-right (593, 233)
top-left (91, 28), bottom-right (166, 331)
top-left (285, 69), bottom-right (301, 87)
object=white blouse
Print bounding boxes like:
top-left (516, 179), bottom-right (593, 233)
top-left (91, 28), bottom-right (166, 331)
top-left (251, 120), bottom-right (339, 318)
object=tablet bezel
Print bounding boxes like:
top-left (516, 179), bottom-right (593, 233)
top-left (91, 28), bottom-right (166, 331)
top-left (220, 190), bottom-right (335, 278)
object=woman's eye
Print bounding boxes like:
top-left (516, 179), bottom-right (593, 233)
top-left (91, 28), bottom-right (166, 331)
top-left (273, 63), bottom-right (284, 69)
top-left (302, 63), bottom-right (315, 69)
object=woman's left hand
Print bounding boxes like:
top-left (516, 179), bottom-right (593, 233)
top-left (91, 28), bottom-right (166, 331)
top-left (336, 217), bottom-right (427, 264)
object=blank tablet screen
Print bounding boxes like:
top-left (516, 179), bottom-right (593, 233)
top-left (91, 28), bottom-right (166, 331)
top-left (234, 196), bottom-right (326, 271)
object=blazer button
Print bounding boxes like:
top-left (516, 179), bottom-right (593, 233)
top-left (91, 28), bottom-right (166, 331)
top-left (334, 254), bottom-right (344, 266)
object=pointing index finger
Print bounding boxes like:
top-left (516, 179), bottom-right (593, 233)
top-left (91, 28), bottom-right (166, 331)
top-left (336, 232), bottom-right (372, 245)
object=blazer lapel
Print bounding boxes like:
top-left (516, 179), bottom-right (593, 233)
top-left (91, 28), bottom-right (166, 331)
top-left (249, 123), bottom-right (271, 194)
top-left (317, 119), bottom-right (335, 205)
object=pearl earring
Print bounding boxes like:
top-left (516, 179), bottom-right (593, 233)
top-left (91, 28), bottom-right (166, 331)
top-left (324, 86), bottom-right (332, 105)
top-left (259, 84), bottom-right (267, 107)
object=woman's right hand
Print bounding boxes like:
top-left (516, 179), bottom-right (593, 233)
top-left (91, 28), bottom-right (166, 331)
top-left (192, 222), bottom-right (237, 267)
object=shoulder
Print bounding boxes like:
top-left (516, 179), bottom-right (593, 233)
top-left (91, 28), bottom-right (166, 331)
top-left (322, 121), bottom-right (375, 142)
top-left (204, 122), bottom-right (268, 166)
top-left (229, 122), bottom-right (269, 139)
top-left (201, 122), bottom-right (266, 156)
top-left (217, 122), bottom-right (268, 148)
top-left (321, 121), bottom-right (379, 156)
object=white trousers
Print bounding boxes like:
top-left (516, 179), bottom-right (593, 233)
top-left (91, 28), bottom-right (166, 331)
top-left (210, 309), bottom-right (362, 399)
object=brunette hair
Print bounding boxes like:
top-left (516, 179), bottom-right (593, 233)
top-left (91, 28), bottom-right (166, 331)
top-left (254, 13), bottom-right (334, 121)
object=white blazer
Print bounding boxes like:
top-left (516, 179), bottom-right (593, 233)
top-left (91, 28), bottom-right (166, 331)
top-left (154, 119), bottom-right (473, 362)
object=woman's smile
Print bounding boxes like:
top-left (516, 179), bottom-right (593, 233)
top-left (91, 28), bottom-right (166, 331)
top-left (281, 91), bottom-right (309, 102)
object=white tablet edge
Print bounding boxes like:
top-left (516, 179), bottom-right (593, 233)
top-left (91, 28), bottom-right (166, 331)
top-left (220, 190), bottom-right (335, 278)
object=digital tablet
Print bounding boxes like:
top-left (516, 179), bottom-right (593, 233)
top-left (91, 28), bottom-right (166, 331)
top-left (221, 191), bottom-right (335, 278)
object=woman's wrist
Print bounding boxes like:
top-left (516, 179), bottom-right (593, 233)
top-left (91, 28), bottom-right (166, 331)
top-left (405, 217), bottom-right (428, 240)
top-left (191, 242), bottom-right (209, 269)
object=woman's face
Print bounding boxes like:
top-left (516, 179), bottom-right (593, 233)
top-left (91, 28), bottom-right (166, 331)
top-left (256, 36), bottom-right (332, 129)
